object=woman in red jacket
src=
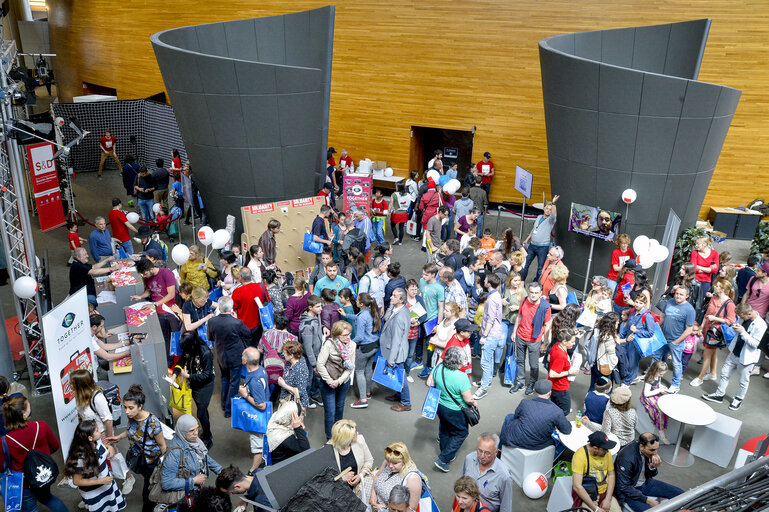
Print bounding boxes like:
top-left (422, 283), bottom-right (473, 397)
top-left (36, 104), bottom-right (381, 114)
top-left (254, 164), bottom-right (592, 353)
top-left (1, 396), bottom-right (68, 512)
top-left (690, 236), bottom-right (719, 296)
top-left (452, 476), bottom-right (492, 512)
top-left (419, 180), bottom-right (442, 229)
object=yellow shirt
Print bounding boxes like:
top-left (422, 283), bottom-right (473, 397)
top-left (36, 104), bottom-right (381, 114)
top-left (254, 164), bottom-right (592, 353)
top-left (179, 258), bottom-right (216, 290)
top-left (473, 304), bottom-right (485, 326)
top-left (571, 446), bottom-right (614, 495)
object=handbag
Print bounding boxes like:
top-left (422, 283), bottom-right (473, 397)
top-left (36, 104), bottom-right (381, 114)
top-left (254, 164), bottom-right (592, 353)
top-left (421, 386), bottom-right (441, 420)
top-left (148, 446), bottom-right (190, 505)
top-left (441, 365), bottom-right (480, 427)
top-left (576, 307), bottom-right (597, 329)
top-left (303, 231), bottom-right (323, 254)
top-left (503, 344), bottom-right (517, 385)
top-left (231, 397), bottom-right (273, 434)
top-left (125, 418), bottom-right (151, 473)
top-left (655, 292), bottom-right (671, 313)
top-left (722, 323), bottom-right (737, 345)
top-left (704, 299), bottom-right (732, 349)
top-left (634, 323), bottom-right (667, 358)
top-left (0, 437), bottom-right (23, 512)
top-left (575, 446), bottom-right (600, 502)
top-left (372, 356), bottom-right (405, 391)
top-left (323, 341), bottom-right (345, 381)
top-left (256, 284), bottom-right (275, 330)
top-left (170, 370), bottom-right (193, 415)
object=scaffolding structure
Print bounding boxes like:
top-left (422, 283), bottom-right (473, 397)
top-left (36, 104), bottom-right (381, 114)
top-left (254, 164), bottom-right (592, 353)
top-left (0, 36), bottom-right (48, 395)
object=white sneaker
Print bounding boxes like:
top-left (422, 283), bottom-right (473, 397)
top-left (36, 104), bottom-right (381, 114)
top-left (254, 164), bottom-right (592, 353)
top-left (703, 374), bottom-right (717, 381)
top-left (473, 388), bottom-right (488, 400)
top-left (472, 380), bottom-right (481, 388)
top-left (750, 366), bottom-right (761, 376)
top-left (122, 473), bottom-right (136, 495)
top-left (406, 375), bottom-right (414, 383)
top-left (78, 502), bottom-right (86, 510)
top-left (667, 386), bottom-right (680, 394)
top-left (763, 371), bottom-right (769, 379)
top-left (690, 377), bottom-right (703, 387)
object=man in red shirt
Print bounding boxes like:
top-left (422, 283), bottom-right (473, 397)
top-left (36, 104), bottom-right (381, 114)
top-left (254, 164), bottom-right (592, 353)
top-left (108, 198), bottom-right (138, 256)
top-left (439, 318), bottom-right (476, 376)
top-left (231, 266), bottom-right (270, 345)
top-left (98, 128), bottom-right (122, 178)
top-left (512, 281), bottom-right (552, 395)
top-left (339, 149), bottom-right (354, 172)
top-left (547, 328), bottom-right (579, 415)
top-left (476, 152), bottom-right (494, 196)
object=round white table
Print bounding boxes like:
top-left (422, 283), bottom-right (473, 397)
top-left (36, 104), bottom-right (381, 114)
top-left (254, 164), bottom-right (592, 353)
top-left (557, 421), bottom-right (621, 457)
top-left (657, 394), bottom-right (717, 467)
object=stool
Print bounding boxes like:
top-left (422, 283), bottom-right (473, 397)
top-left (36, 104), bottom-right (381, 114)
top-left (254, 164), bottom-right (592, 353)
top-left (500, 444), bottom-right (555, 487)
top-left (635, 404), bottom-right (680, 440)
top-left (546, 476), bottom-right (573, 512)
top-left (690, 411), bottom-right (742, 468)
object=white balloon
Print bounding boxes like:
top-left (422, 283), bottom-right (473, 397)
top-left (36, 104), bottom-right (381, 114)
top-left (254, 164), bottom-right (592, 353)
top-left (633, 235), bottom-right (650, 255)
top-left (13, 276), bottom-right (38, 299)
top-left (384, 167), bottom-right (394, 177)
top-left (152, 203), bottom-right (162, 214)
top-left (653, 245), bottom-right (670, 263)
top-left (444, 179), bottom-right (461, 195)
top-left (639, 253), bottom-right (654, 269)
top-left (426, 170), bottom-right (440, 183)
top-left (171, 244), bottom-right (190, 266)
top-left (212, 229), bottom-right (230, 250)
top-left (126, 212), bottom-right (140, 223)
top-left (648, 239), bottom-right (661, 253)
top-left (198, 226), bottom-right (214, 246)
top-left (522, 472), bottom-right (548, 499)
top-left (622, 188), bottom-right (637, 204)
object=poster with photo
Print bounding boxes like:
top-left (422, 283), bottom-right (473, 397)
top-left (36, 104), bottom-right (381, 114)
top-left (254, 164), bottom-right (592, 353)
top-left (568, 202), bottom-right (622, 242)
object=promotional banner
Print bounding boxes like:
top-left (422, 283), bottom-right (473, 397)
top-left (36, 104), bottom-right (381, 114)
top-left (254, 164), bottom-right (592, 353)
top-left (42, 287), bottom-right (93, 457)
top-left (342, 174), bottom-right (372, 215)
top-left (25, 142), bottom-right (66, 231)
top-left (568, 202), bottom-right (622, 242)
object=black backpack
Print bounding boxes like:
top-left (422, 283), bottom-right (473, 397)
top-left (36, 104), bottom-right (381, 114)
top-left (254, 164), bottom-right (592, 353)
top-left (90, 382), bottom-right (122, 427)
top-left (8, 422), bottom-right (59, 488)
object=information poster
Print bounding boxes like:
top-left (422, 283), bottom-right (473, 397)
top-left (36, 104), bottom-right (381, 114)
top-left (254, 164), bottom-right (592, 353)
top-left (568, 202), bottom-right (622, 242)
top-left (342, 174), bottom-right (372, 215)
top-left (514, 165), bottom-right (533, 199)
top-left (25, 142), bottom-right (66, 231)
top-left (42, 287), bottom-right (93, 457)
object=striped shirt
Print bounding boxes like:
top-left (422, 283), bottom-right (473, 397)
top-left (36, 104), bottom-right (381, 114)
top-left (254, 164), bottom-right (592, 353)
top-left (259, 230), bottom-right (277, 266)
top-left (76, 441), bottom-right (126, 512)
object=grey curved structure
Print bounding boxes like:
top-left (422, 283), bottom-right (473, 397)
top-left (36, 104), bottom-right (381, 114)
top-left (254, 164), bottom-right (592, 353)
top-left (539, 19), bottom-right (740, 283)
top-left (151, 6), bottom-right (334, 228)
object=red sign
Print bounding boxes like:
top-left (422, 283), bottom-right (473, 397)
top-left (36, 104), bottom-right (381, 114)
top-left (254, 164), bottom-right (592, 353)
top-left (246, 203), bottom-right (275, 214)
top-left (25, 142), bottom-right (66, 232)
top-left (342, 175), bottom-right (372, 215)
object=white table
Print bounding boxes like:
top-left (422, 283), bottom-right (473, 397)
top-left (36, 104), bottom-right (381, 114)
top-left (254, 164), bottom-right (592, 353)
top-left (557, 421), bottom-right (620, 457)
top-left (657, 394), bottom-right (717, 467)
top-left (372, 174), bottom-right (404, 190)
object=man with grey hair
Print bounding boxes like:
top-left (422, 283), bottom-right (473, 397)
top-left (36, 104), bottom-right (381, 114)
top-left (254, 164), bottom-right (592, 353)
top-left (88, 215), bottom-right (114, 261)
top-left (360, 255), bottom-right (388, 312)
top-left (69, 246), bottom-right (115, 306)
top-left (381, 288), bottom-right (412, 412)
top-left (439, 266), bottom-right (467, 316)
top-left (353, 207), bottom-right (373, 252)
top-left (209, 295), bottom-right (251, 418)
top-left (387, 485), bottom-right (411, 512)
top-left (521, 194), bottom-right (560, 281)
top-left (342, 216), bottom-right (366, 258)
top-left (461, 432), bottom-right (514, 512)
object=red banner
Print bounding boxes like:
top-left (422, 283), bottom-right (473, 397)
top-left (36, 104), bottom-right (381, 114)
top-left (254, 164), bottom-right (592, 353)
top-left (25, 142), bottom-right (66, 232)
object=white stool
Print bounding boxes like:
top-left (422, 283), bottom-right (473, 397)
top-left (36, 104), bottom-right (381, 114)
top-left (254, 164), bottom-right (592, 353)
top-left (546, 476), bottom-right (573, 512)
top-left (635, 404), bottom-right (680, 440)
top-left (690, 411), bottom-right (742, 468)
top-left (500, 444), bottom-right (555, 487)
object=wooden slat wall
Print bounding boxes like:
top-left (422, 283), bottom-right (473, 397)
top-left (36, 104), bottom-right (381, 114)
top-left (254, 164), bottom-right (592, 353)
top-left (47, 0), bottom-right (769, 219)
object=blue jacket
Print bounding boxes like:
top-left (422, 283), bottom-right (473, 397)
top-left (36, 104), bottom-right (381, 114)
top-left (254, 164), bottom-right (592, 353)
top-left (353, 309), bottom-right (378, 346)
top-left (89, 228), bottom-right (113, 261)
top-left (384, 276), bottom-right (407, 310)
top-left (500, 397), bottom-right (572, 450)
top-left (615, 441), bottom-right (660, 503)
top-left (161, 436), bottom-right (222, 494)
top-left (619, 308), bottom-right (655, 339)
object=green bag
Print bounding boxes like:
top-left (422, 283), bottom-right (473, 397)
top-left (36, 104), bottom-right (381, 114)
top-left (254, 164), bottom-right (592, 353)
top-left (167, 221), bottom-right (179, 236)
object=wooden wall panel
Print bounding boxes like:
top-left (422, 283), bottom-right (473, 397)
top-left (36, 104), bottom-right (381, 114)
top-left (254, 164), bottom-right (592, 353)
top-left (47, 0), bottom-right (769, 219)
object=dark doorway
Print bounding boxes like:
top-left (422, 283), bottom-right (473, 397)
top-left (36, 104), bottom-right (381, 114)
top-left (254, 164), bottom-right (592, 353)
top-left (409, 126), bottom-right (474, 181)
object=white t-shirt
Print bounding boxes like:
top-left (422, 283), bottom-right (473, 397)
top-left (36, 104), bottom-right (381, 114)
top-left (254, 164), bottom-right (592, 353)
top-left (91, 335), bottom-right (103, 356)
top-left (77, 391), bottom-right (112, 430)
top-left (248, 259), bottom-right (262, 283)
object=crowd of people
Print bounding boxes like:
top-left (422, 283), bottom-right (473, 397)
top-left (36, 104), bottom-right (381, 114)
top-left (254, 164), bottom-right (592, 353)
top-left (29, 144), bottom-right (766, 511)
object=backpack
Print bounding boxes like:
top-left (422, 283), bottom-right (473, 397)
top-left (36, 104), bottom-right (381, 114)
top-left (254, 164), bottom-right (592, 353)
top-left (7, 422), bottom-right (59, 489)
top-left (90, 382), bottom-right (122, 427)
top-left (261, 331), bottom-right (287, 385)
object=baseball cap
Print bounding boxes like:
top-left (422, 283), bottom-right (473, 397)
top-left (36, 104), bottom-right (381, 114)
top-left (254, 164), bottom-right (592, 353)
top-left (145, 248), bottom-right (162, 260)
top-left (483, 152), bottom-right (491, 158)
top-left (454, 318), bottom-right (479, 333)
top-left (588, 431), bottom-right (617, 450)
top-left (328, 147), bottom-right (337, 154)
top-left (624, 259), bottom-right (639, 271)
top-left (533, 380), bottom-right (552, 395)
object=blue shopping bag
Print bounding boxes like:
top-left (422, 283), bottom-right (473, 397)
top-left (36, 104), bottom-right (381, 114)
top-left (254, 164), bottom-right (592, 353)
top-left (566, 291), bottom-right (579, 305)
top-left (303, 232), bottom-right (323, 254)
top-left (372, 357), bottom-right (405, 392)
top-left (231, 396), bottom-right (273, 434)
top-left (0, 438), bottom-right (22, 512)
top-left (421, 386), bottom-right (441, 420)
top-left (209, 286), bottom-right (223, 303)
top-left (722, 323), bottom-right (737, 345)
top-left (256, 284), bottom-right (275, 330)
top-left (169, 330), bottom-right (181, 357)
top-left (198, 323), bottom-right (212, 349)
top-left (634, 323), bottom-right (667, 357)
top-left (424, 317), bottom-right (439, 336)
top-left (503, 348), bottom-right (517, 386)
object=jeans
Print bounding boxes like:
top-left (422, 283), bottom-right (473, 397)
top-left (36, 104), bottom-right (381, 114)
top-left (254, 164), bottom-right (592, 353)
top-left (355, 345), bottom-right (378, 399)
top-left (617, 341), bottom-right (641, 385)
top-left (372, 219), bottom-right (385, 245)
top-left (21, 487), bottom-right (68, 512)
top-left (715, 353), bottom-right (753, 399)
top-left (622, 478), bottom-right (684, 511)
top-left (220, 365), bottom-right (242, 415)
top-left (480, 336), bottom-right (506, 389)
top-left (393, 362), bottom-right (411, 406)
top-left (521, 244), bottom-right (550, 282)
top-left (138, 198), bottom-right (155, 221)
top-left (441, 213), bottom-right (454, 241)
top-left (390, 219), bottom-right (405, 241)
top-left (551, 389), bottom-right (571, 415)
top-left (476, 214), bottom-right (484, 236)
top-left (120, 239), bottom-right (134, 256)
top-left (87, 294), bottom-right (98, 307)
top-left (406, 337), bottom-right (418, 369)
top-left (515, 336), bottom-right (541, 385)
top-left (437, 404), bottom-right (469, 464)
top-left (320, 378), bottom-right (351, 439)
top-left (192, 381), bottom-right (214, 442)
top-left (653, 340), bottom-right (684, 387)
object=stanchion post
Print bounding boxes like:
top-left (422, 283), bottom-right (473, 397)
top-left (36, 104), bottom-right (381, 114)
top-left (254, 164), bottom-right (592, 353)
top-left (495, 206), bottom-right (502, 237)
top-left (520, 197), bottom-right (526, 239)
top-left (581, 237), bottom-right (596, 299)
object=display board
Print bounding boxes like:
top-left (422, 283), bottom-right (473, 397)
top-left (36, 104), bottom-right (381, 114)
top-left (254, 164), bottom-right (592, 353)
top-left (568, 202), bottom-right (622, 242)
top-left (41, 287), bottom-right (93, 457)
top-left (25, 142), bottom-right (66, 231)
top-left (342, 174), bottom-right (372, 215)
top-left (241, 196), bottom-right (325, 275)
top-left (514, 165), bottom-right (533, 199)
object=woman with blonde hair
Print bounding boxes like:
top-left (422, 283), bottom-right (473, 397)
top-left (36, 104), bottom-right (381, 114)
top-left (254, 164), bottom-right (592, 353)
top-left (181, 285), bottom-right (215, 333)
top-left (317, 320), bottom-right (357, 440)
top-left (328, 419), bottom-right (375, 507)
top-left (370, 442), bottom-right (423, 512)
top-left (692, 277), bottom-right (735, 387)
top-left (179, 245), bottom-right (218, 290)
top-left (547, 264), bottom-right (570, 312)
top-left (508, 250), bottom-right (526, 274)
top-left (430, 302), bottom-right (462, 367)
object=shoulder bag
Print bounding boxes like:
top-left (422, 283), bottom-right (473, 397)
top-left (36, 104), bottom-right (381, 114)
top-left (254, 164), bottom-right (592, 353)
top-left (579, 446), bottom-right (600, 501)
top-left (125, 417), bottom-right (152, 473)
top-left (441, 365), bottom-right (480, 426)
top-left (148, 445), bottom-right (191, 505)
top-left (323, 341), bottom-right (345, 381)
top-left (704, 299), bottom-right (732, 348)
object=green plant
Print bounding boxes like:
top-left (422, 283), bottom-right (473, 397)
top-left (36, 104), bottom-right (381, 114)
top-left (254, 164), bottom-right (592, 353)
top-left (670, 226), bottom-right (709, 283)
top-left (751, 221), bottom-right (769, 257)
